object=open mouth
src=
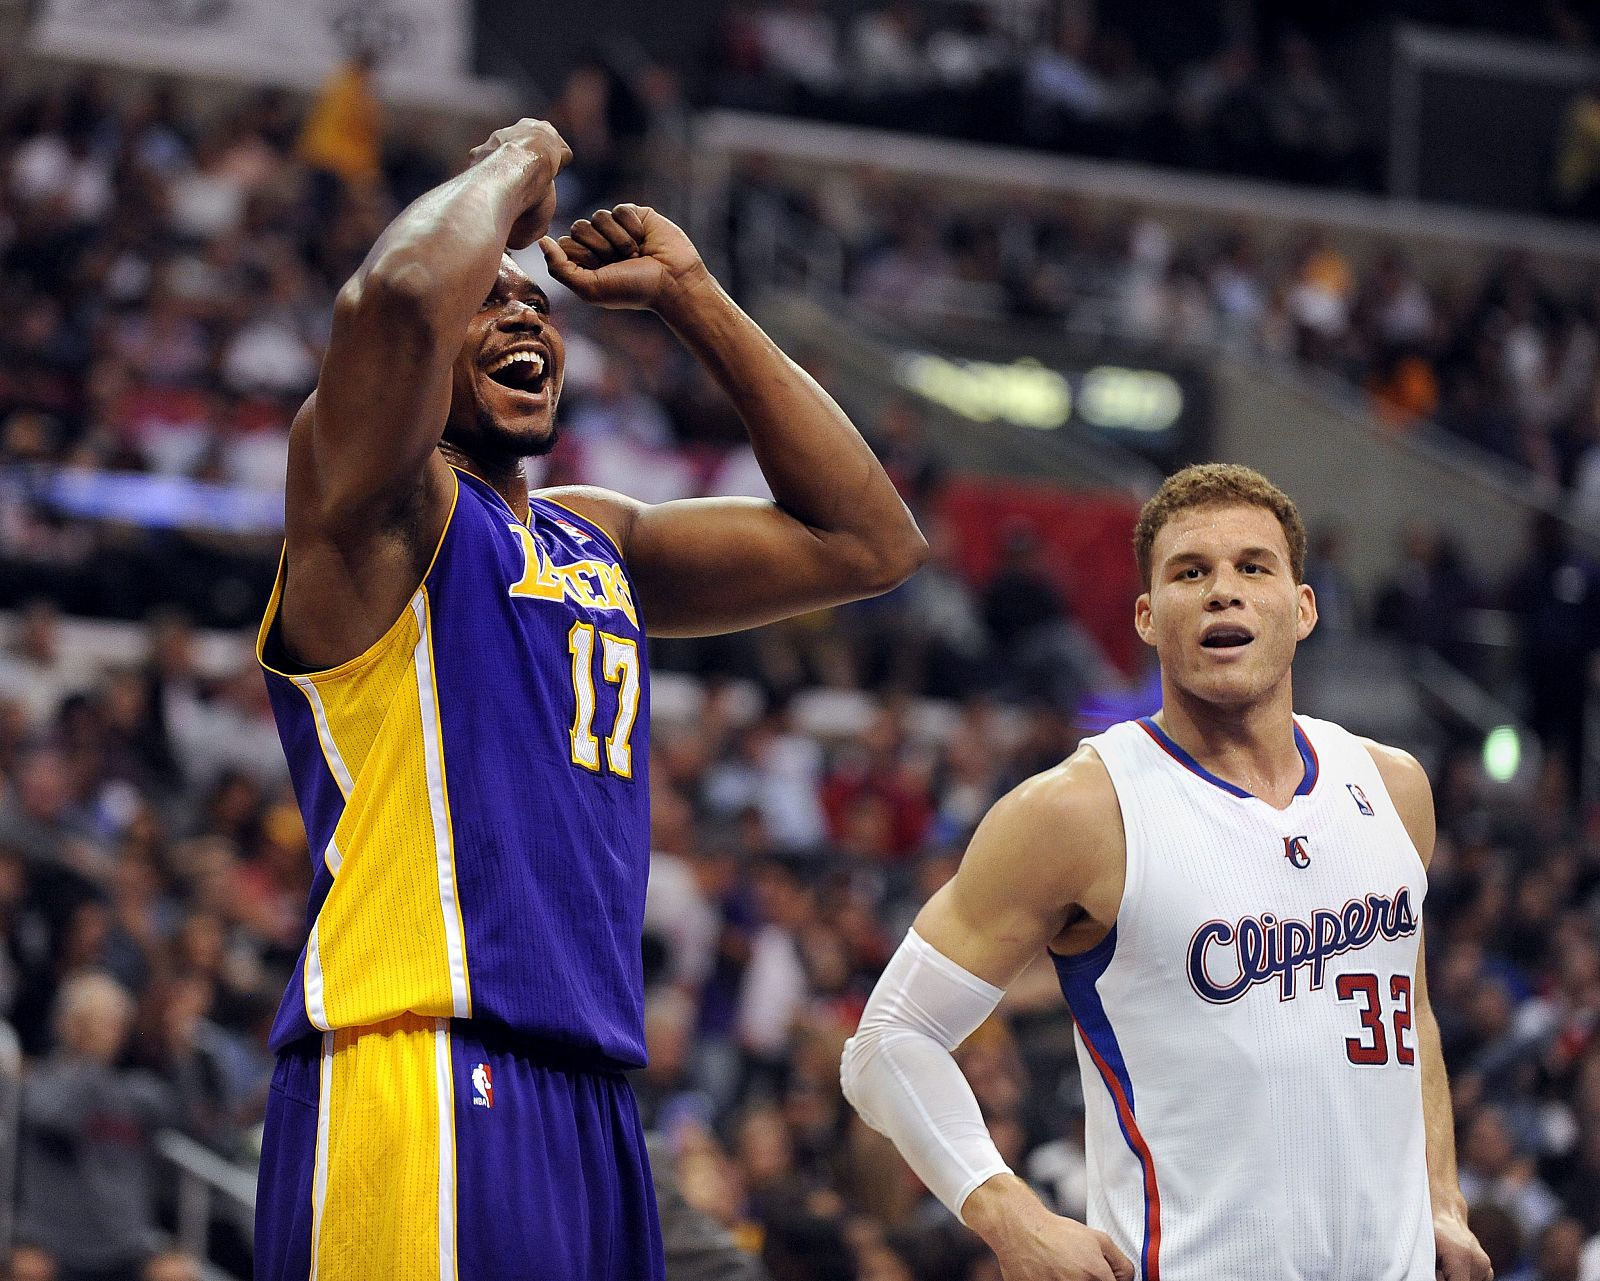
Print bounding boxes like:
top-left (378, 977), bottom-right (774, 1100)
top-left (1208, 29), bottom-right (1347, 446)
top-left (1200, 625), bottom-right (1254, 649)
top-left (483, 347), bottom-right (551, 398)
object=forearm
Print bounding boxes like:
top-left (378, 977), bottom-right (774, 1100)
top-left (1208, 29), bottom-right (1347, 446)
top-left (1420, 1005), bottom-right (1467, 1218)
top-left (657, 275), bottom-right (924, 572)
top-left (839, 929), bottom-right (1012, 1221)
top-left (354, 144), bottom-right (548, 327)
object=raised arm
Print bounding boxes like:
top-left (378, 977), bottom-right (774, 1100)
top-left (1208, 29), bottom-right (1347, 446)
top-left (278, 120), bottom-right (570, 667)
top-left (1366, 742), bottom-right (1492, 1281)
top-left (540, 205), bottom-right (926, 637)
top-left (839, 749), bottom-right (1133, 1281)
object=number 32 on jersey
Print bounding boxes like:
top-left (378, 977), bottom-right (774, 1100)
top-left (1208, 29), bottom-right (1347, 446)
top-left (567, 621), bottom-right (640, 778)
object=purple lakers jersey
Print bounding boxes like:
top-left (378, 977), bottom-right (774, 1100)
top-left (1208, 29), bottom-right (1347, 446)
top-left (257, 466), bottom-right (651, 1066)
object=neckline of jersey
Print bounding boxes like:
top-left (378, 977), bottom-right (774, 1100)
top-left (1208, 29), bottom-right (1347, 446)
top-left (1136, 715), bottom-right (1320, 803)
top-left (450, 465), bottom-right (626, 563)
top-left (451, 465), bottom-right (527, 527)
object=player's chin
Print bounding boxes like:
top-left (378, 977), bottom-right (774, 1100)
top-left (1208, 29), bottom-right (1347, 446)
top-left (477, 399), bottom-right (560, 457)
top-left (1182, 667), bottom-right (1266, 709)
top-left (494, 417), bottom-right (560, 459)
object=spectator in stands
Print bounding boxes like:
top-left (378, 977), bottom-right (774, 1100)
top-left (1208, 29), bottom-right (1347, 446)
top-left (923, 1), bottom-right (1010, 94)
top-left (1374, 522), bottom-right (1485, 671)
top-left (1263, 33), bottom-right (1357, 184)
top-left (1303, 524), bottom-right (1359, 638)
top-left (1552, 77), bottom-right (1600, 220)
top-left (754, 0), bottom-right (842, 103)
top-left (1467, 1203), bottom-right (1525, 1281)
top-left (761, 1209), bottom-right (856, 1281)
top-left (295, 48), bottom-right (383, 219)
top-left (1174, 39), bottom-right (1269, 174)
top-left (16, 972), bottom-right (183, 1281)
top-left (1572, 379), bottom-right (1600, 520)
top-left (0, 601), bottom-right (92, 732)
top-left (1506, 512), bottom-right (1600, 811)
top-left (646, 1130), bottom-right (769, 1281)
top-left (0, 746), bottom-right (103, 875)
top-left (1531, 1217), bottom-right (1587, 1281)
top-left (981, 526), bottom-right (1112, 710)
top-left (737, 859), bottom-right (815, 1093)
top-left (847, 2), bottom-right (929, 99)
top-left (1458, 1104), bottom-right (1565, 1240)
top-left (1021, 4), bottom-right (1107, 146)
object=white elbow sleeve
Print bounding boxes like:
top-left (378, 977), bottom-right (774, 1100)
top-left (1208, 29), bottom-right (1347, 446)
top-left (839, 928), bottom-right (1013, 1221)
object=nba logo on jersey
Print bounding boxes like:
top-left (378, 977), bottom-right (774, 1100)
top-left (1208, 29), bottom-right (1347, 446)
top-left (471, 1063), bottom-right (493, 1109)
top-left (554, 518), bottom-right (592, 544)
top-left (1347, 783), bottom-right (1375, 816)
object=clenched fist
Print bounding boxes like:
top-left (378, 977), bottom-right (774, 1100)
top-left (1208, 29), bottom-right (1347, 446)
top-left (467, 118), bottom-right (572, 250)
top-left (539, 204), bottom-right (709, 313)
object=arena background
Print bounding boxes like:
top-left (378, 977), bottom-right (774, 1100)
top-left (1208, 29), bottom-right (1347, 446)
top-left (1, 0), bottom-right (1598, 1277)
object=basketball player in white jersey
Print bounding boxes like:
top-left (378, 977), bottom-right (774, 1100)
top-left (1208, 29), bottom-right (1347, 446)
top-left (841, 464), bottom-right (1492, 1280)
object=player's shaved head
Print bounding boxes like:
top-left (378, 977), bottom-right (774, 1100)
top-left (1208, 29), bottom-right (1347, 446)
top-left (1134, 463), bottom-right (1306, 588)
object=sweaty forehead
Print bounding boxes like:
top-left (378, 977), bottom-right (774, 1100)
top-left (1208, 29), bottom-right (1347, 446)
top-left (496, 256), bottom-right (546, 303)
top-left (1155, 503), bottom-right (1289, 562)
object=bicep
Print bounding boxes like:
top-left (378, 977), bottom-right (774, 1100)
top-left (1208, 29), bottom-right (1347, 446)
top-left (308, 275), bottom-right (456, 515)
top-left (912, 770), bottom-right (1106, 989)
top-left (622, 496), bottom-right (899, 637)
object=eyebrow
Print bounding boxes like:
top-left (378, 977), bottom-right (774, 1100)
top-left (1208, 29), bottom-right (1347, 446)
top-left (494, 274), bottom-right (547, 304)
top-left (1165, 545), bottom-right (1285, 568)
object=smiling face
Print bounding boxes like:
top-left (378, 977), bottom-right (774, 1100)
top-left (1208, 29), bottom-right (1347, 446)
top-left (1135, 502), bottom-right (1317, 711)
top-left (443, 255), bottom-right (566, 463)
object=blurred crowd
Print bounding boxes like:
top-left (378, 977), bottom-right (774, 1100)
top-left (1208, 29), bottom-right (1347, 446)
top-left (0, 33), bottom-right (1599, 1281)
top-left (713, 0), bottom-right (1598, 200)
top-left (716, 0), bottom-right (1377, 188)
top-left (724, 165), bottom-right (1600, 508)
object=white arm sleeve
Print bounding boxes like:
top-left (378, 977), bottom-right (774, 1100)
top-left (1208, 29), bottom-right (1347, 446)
top-left (839, 927), bottom-right (1012, 1222)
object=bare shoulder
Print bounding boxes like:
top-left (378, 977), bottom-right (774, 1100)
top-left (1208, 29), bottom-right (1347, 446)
top-left (916, 741), bottom-right (1124, 986)
top-left (962, 743), bottom-right (1123, 896)
top-left (997, 742), bottom-right (1120, 832)
top-left (534, 484), bottom-right (643, 557)
top-left (1358, 737), bottom-right (1437, 865)
top-left (1358, 737), bottom-right (1431, 809)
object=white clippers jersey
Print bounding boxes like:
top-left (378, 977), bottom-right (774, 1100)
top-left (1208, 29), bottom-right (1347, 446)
top-left (1056, 715), bottom-right (1432, 1281)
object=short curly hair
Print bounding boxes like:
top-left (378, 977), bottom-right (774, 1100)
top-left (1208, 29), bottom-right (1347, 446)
top-left (1133, 463), bottom-right (1306, 589)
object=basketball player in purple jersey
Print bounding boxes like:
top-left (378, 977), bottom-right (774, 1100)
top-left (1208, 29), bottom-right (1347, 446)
top-left (251, 118), bottom-right (924, 1279)
top-left (842, 465), bottom-right (1491, 1281)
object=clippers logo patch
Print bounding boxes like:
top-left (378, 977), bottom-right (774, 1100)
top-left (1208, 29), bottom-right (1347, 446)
top-left (1347, 783), bottom-right (1375, 816)
top-left (1187, 886), bottom-right (1419, 1004)
top-left (1283, 835), bottom-right (1311, 869)
top-left (471, 1062), bottom-right (493, 1109)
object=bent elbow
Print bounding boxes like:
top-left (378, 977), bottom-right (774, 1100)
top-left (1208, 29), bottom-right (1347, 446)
top-left (340, 259), bottom-right (444, 341)
top-left (839, 1032), bottom-right (873, 1119)
top-left (861, 525), bottom-right (930, 596)
top-left (895, 526), bottom-right (931, 582)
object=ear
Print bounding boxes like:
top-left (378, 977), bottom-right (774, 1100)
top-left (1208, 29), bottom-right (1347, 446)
top-left (1134, 591), bottom-right (1157, 648)
top-left (1295, 582), bottom-right (1318, 642)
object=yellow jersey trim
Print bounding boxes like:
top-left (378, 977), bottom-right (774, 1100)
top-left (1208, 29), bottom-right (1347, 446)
top-left (256, 469), bottom-right (462, 684)
top-left (538, 493), bottom-right (628, 565)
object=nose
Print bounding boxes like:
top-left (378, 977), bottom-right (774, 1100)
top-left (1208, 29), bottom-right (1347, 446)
top-left (498, 299), bottom-right (544, 331)
top-left (1204, 568), bottom-right (1243, 610)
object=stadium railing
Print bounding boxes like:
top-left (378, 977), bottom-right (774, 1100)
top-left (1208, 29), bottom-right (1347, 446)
top-left (155, 1129), bottom-right (257, 1281)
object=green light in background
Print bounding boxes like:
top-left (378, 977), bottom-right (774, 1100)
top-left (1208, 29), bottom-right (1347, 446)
top-left (1483, 725), bottom-right (1521, 783)
top-left (894, 353), bottom-right (1071, 429)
